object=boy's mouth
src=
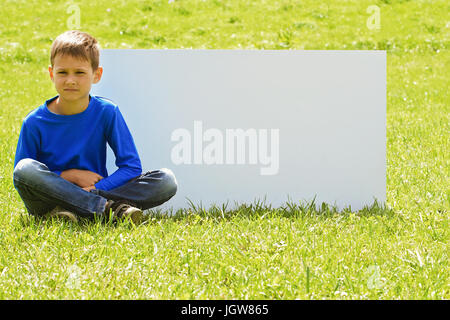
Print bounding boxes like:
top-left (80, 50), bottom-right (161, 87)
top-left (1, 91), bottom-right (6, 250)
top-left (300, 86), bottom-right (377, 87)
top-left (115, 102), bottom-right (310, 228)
top-left (64, 89), bottom-right (79, 91)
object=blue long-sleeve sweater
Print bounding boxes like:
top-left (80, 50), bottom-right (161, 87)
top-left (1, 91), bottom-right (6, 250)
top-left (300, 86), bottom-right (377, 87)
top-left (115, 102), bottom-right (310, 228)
top-left (14, 95), bottom-right (142, 191)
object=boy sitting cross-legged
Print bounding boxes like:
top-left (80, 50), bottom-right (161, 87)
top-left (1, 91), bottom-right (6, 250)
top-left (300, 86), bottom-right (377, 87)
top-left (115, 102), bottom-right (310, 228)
top-left (13, 30), bottom-right (177, 224)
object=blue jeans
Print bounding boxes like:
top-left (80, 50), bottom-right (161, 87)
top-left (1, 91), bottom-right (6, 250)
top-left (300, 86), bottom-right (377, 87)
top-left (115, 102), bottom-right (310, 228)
top-left (13, 158), bottom-right (178, 219)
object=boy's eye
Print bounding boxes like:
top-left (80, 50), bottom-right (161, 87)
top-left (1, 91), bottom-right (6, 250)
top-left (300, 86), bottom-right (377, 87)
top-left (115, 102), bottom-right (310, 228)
top-left (57, 71), bottom-right (85, 74)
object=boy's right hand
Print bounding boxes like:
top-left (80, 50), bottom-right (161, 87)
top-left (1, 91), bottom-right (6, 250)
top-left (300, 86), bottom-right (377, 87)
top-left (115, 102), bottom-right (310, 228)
top-left (60, 169), bottom-right (103, 188)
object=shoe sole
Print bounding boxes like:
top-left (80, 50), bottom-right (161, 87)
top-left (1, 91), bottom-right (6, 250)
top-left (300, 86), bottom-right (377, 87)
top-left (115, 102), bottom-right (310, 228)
top-left (46, 210), bottom-right (78, 223)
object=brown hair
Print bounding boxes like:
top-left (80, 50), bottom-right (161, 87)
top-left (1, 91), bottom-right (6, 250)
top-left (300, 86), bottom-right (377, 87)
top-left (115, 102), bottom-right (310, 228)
top-left (50, 30), bottom-right (100, 71)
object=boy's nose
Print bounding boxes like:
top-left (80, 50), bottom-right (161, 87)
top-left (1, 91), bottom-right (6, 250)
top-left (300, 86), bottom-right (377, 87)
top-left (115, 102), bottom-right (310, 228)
top-left (65, 78), bottom-right (76, 85)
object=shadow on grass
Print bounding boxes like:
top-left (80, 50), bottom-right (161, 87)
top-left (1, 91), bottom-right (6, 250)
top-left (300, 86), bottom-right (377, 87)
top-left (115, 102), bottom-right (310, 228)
top-left (17, 209), bottom-right (141, 232)
top-left (16, 197), bottom-right (397, 229)
top-left (143, 197), bottom-right (397, 224)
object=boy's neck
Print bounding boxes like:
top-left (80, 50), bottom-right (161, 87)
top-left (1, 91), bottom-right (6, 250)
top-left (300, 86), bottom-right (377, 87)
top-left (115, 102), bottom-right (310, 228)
top-left (48, 95), bottom-right (91, 115)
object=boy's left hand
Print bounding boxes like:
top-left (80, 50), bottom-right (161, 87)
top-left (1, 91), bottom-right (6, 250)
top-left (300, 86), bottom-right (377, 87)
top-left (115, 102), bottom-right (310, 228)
top-left (61, 169), bottom-right (103, 188)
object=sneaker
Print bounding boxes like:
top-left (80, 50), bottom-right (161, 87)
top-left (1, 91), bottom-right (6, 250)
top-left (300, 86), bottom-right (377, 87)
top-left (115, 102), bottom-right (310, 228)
top-left (46, 206), bottom-right (78, 223)
top-left (103, 200), bottom-right (143, 225)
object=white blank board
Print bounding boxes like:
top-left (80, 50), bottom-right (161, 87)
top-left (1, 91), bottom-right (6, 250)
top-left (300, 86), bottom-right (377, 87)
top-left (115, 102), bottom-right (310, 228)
top-left (92, 50), bottom-right (386, 212)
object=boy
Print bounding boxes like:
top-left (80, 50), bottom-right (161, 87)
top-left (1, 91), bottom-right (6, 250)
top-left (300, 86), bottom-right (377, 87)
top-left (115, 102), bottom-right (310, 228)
top-left (13, 30), bottom-right (177, 224)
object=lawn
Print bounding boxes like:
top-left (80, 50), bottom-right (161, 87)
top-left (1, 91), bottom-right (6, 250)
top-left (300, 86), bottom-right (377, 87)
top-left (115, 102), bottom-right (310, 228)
top-left (0, 0), bottom-right (448, 299)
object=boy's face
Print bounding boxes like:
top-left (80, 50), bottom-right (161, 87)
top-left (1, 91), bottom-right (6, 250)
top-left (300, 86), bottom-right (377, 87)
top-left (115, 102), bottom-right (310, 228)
top-left (49, 54), bottom-right (103, 102)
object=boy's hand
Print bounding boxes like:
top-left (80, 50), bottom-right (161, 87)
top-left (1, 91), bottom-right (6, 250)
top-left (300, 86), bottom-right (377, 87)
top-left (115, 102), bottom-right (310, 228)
top-left (60, 169), bottom-right (103, 188)
top-left (82, 185), bottom-right (96, 192)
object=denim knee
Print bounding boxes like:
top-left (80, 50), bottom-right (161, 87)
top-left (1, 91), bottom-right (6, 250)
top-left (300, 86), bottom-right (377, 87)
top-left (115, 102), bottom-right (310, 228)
top-left (160, 168), bottom-right (178, 198)
top-left (13, 158), bottom-right (46, 184)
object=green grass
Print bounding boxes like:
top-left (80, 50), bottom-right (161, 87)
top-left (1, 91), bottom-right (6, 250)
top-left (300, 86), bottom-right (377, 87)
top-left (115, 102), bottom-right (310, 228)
top-left (0, 0), bottom-right (448, 299)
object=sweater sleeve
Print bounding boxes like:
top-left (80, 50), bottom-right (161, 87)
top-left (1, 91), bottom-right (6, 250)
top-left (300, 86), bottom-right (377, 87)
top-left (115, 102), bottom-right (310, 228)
top-left (94, 106), bottom-right (142, 191)
top-left (14, 120), bottom-right (40, 168)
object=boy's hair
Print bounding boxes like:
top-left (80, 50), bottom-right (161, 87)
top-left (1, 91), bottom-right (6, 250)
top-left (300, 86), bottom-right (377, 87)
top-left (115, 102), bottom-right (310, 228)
top-left (50, 30), bottom-right (100, 71)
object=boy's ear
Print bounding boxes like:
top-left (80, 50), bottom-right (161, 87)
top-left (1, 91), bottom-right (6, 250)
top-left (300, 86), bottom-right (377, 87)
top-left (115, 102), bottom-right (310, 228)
top-left (93, 66), bottom-right (103, 84)
top-left (48, 65), bottom-right (54, 81)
